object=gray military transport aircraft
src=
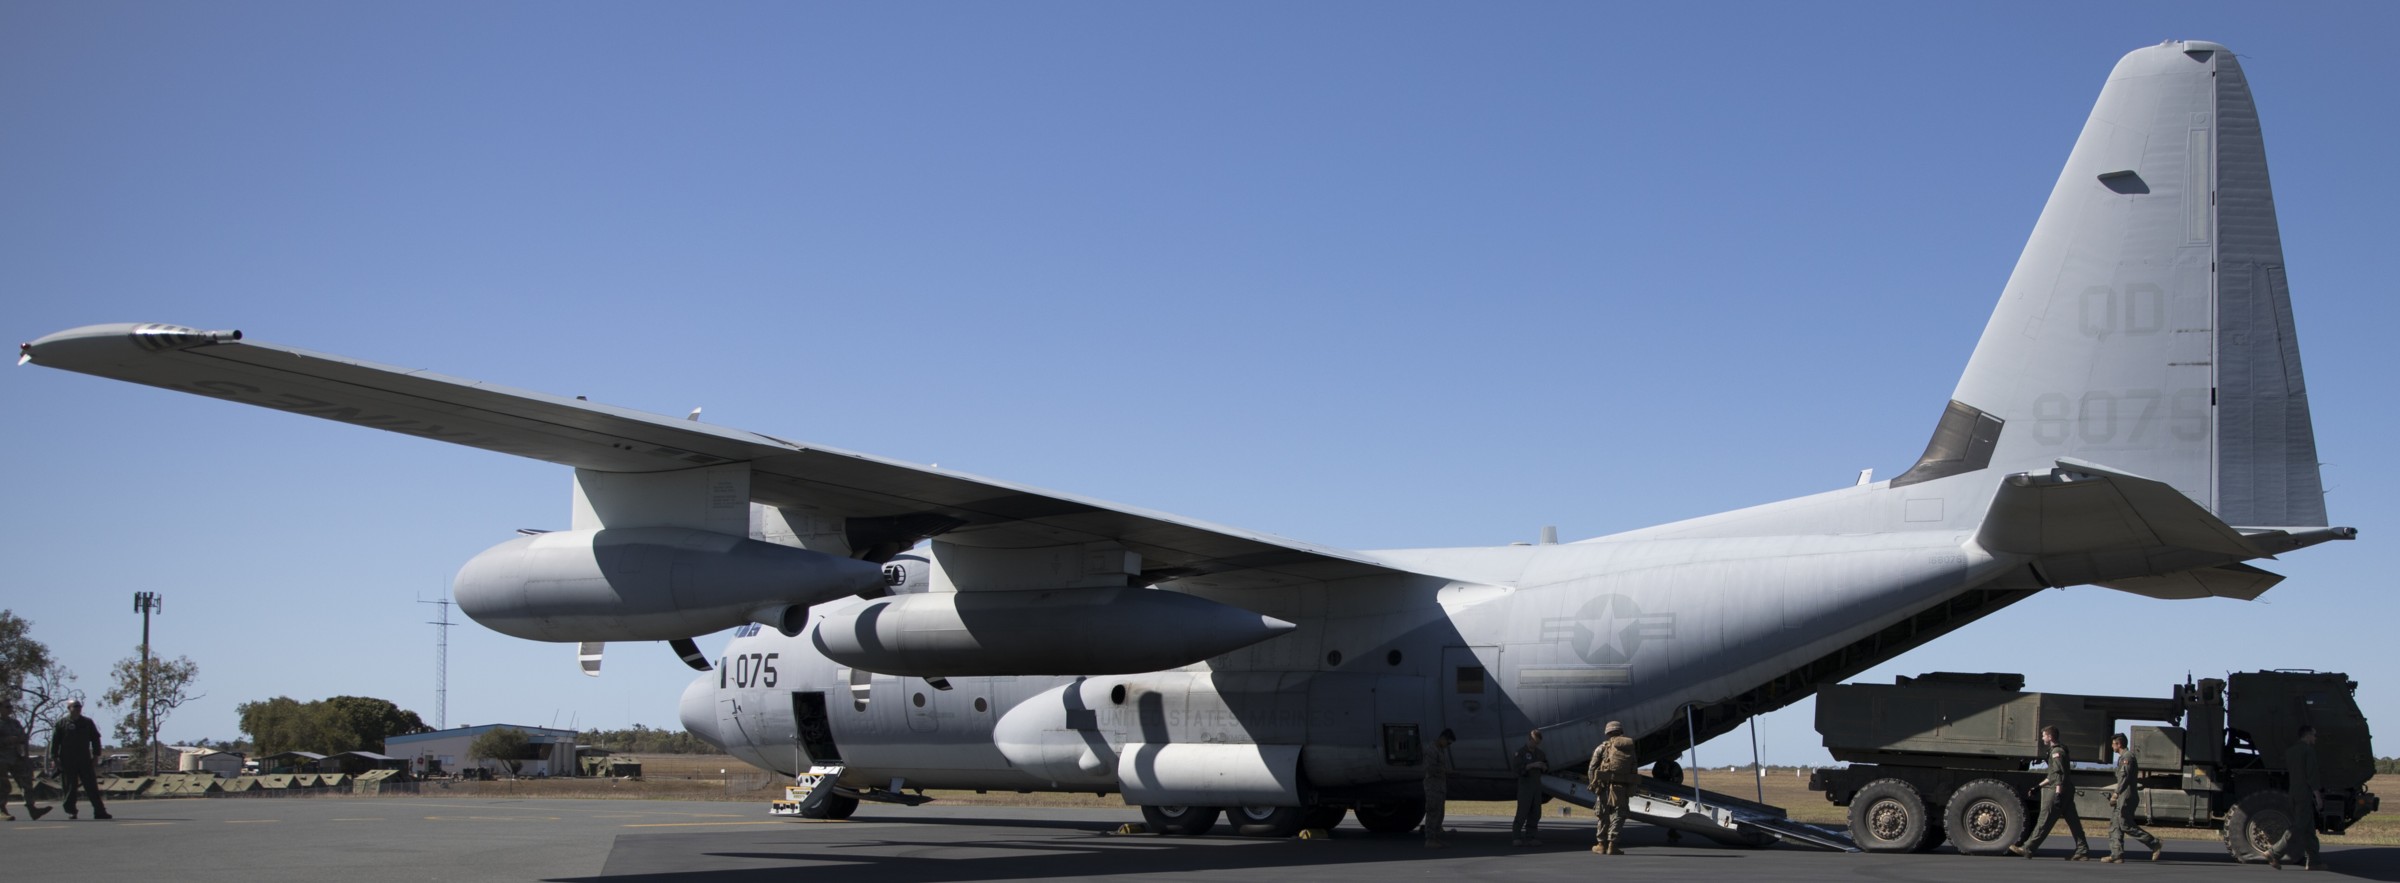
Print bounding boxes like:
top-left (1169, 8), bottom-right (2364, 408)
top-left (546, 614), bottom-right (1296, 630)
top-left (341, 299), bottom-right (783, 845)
top-left (20, 40), bottom-right (2349, 838)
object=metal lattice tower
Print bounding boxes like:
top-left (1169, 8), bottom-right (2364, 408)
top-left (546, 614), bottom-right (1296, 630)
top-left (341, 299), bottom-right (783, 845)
top-left (419, 595), bottom-right (452, 730)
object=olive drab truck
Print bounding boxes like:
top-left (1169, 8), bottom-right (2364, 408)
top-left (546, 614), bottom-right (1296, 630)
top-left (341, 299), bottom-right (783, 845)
top-left (1809, 671), bottom-right (2376, 861)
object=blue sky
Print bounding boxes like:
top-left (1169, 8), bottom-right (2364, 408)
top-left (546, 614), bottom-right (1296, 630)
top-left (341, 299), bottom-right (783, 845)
top-left (3, 3), bottom-right (2392, 765)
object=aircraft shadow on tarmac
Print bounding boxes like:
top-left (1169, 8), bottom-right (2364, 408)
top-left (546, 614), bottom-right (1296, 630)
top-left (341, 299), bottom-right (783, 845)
top-left (548, 814), bottom-right (2400, 883)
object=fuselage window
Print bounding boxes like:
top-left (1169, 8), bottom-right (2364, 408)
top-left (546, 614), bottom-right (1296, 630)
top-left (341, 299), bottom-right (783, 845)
top-left (1456, 665), bottom-right (1486, 695)
top-left (849, 667), bottom-right (872, 712)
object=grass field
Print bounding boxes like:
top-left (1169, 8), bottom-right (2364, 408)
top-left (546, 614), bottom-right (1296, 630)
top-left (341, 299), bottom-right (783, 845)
top-left (387, 755), bottom-right (2397, 846)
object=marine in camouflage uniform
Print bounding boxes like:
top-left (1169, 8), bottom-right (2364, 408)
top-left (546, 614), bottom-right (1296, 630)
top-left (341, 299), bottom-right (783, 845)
top-left (1509, 729), bottom-right (1549, 846)
top-left (0, 695), bottom-right (54, 821)
top-left (2102, 733), bottom-right (2159, 862)
top-left (2267, 725), bottom-right (2323, 871)
top-left (2011, 725), bottom-right (2089, 860)
top-left (1586, 720), bottom-right (1638, 855)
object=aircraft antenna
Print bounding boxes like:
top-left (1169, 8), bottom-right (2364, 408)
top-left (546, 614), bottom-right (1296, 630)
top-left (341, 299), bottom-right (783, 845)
top-left (420, 591), bottom-right (453, 730)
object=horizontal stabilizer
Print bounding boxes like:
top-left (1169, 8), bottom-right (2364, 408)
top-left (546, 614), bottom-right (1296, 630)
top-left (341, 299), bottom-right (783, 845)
top-left (1971, 458), bottom-right (2350, 593)
top-left (1979, 458), bottom-right (2260, 559)
top-left (2099, 563), bottom-right (2281, 601)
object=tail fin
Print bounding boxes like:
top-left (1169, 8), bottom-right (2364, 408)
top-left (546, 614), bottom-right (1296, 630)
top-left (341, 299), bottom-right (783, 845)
top-left (1897, 41), bottom-right (2326, 528)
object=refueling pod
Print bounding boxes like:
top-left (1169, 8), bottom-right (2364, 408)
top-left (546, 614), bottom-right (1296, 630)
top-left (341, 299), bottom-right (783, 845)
top-left (454, 526), bottom-right (885, 642)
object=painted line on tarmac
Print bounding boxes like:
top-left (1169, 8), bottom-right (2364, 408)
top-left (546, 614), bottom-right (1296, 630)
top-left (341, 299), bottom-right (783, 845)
top-left (422, 815), bottom-right (561, 822)
top-left (226, 819), bottom-right (280, 824)
top-left (622, 820), bottom-right (799, 828)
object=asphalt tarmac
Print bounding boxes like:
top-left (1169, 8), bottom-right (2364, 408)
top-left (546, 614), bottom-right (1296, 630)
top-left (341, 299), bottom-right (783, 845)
top-left (4, 797), bottom-right (2392, 882)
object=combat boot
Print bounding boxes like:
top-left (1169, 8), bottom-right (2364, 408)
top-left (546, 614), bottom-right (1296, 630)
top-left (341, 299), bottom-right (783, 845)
top-left (2009, 845), bottom-right (2030, 858)
top-left (1591, 843), bottom-right (1608, 855)
top-left (2101, 856), bottom-right (2122, 864)
top-left (26, 805), bottom-right (47, 820)
top-left (1607, 844), bottom-right (1625, 855)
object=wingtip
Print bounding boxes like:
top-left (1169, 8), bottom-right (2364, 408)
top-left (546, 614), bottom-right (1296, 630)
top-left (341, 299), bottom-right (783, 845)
top-left (22, 323), bottom-right (243, 367)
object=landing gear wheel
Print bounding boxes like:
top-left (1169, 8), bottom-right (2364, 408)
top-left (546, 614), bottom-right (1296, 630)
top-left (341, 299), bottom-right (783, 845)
top-left (797, 787), bottom-right (858, 820)
top-left (1353, 799), bottom-right (1426, 834)
top-left (2224, 790), bottom-right (2293, 864)
top-left (1944, 778), bottom-right (2026, 856)
top-left (1650, 759), bottom-right (1684, 786)
top-left (1298, 805), bottom-right (1347, 831)
top-left (1141, 804), bottom-right (1221, 836)
top-left (1850, 778), bottom-right (1931, 852)
top-left (1231, 805), bottom-right (1308, 838)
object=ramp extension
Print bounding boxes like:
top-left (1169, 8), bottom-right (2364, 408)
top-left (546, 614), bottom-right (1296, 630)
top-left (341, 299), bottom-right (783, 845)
top-left (1540, 774), bottom-right (1856, 852)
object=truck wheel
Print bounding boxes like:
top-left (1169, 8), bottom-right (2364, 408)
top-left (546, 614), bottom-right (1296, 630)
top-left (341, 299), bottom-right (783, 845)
top-left (1230, 805), bottom-right (1308, 838)
top-left (1944, 779), bottom-right (2025, 856)
top-left (1298, 805), bottom-right (1347, 830)
top-left (1352, 799), bottom-right (1426, 834)
top-left (2223, 790), bottom-right (2294, 863)
top-left (1849, 778), bottom-right (1931, 852)
top-left (1140, 804), bottom-right (1221, 836)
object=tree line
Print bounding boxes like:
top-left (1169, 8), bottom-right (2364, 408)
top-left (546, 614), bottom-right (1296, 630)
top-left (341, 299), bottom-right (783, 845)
top-left (237, 695), bottom-right (430, 755)
top-left (577, 723), bottom-right (715, 754)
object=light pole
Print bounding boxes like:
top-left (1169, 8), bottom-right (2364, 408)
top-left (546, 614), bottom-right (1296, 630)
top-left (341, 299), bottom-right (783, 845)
top-left (134, 591), bottom-right (162, 776)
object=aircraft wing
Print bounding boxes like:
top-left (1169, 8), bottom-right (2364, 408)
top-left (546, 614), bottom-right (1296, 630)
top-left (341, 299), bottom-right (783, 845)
top-left (22, 323), bottom-right (1422, 590)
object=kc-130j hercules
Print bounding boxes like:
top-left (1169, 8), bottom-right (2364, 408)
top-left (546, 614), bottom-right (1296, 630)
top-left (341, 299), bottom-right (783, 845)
top-left (21, 41), bottom-right (2351, 836)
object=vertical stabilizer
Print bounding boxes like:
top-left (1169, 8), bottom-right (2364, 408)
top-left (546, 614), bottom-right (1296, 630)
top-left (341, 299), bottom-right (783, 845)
top-left (1903, 41), bottom-right (2325, 527)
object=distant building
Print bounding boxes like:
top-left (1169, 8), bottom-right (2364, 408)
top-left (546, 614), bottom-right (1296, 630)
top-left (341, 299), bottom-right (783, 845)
top-left (255, 751), bottom-right (327, 774)
top-left (175, 746), bottom-right (244, 777)
top-left (386, 724), bottom-right (579, 777)
top-left (324, 751), bottom-right (410, 775)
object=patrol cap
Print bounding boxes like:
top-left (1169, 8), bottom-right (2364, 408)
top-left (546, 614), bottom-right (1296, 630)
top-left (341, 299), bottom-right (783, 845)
top-left (1604, 720), bottom-right (1624, 735)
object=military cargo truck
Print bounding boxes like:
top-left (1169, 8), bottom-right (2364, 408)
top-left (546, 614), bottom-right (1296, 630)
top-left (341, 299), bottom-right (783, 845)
top-left (1808, 670), bottom-right (2376, 860)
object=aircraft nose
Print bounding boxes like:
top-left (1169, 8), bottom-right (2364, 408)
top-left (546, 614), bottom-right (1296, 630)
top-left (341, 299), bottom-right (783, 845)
top-left (679, 671), bottom-right (723, 751)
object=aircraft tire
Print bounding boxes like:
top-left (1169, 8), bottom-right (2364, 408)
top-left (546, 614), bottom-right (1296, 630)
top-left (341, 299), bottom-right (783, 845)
top-left (801, 793), bottom-right (859, 820)
top-left (1351, 799), bottom-right (1425, 834)
top-left (1140, 804), bottom-right (1221, 836)
top-left (2223, 789), bottom-right (2294, 863)
top-left (1299, 805), bottom-right (1347, 831)
top-left (1230, 805), bottom-right (1308, 838)
top-left (1849, 778), bottom-right (1930, 852)
top-left (1943, 779), bottom-right (2025, 856)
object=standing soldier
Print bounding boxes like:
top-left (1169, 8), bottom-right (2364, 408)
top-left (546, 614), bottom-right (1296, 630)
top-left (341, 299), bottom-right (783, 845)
top-left (1586, 720), bottom-right (1638, 855)
top-left (2101, 733), bottom-right (2160, 862)
top-left (50, 699), bottom-right (110, 821)
top-left (2009, 725), bottom-right (2088, 860)
top-left (0, 695), bottom-right (54, 820)
top-left (1509, 728), bottom-right (1550, 847)
top-left (2267, 725), bottom-right (2323, 871)
top-left (1421, 728), bottom-right (1455, 848)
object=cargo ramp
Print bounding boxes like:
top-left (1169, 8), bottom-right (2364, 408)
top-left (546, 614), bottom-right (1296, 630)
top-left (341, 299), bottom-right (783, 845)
top-left (1540, 774), bottom-right (1856, 852)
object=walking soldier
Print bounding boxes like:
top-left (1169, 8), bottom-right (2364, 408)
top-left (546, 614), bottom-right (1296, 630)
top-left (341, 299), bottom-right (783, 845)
top-left (2102, 733), bottom-right (2160, 862)
top-left (1586, 720), bottom-right (1638, 855)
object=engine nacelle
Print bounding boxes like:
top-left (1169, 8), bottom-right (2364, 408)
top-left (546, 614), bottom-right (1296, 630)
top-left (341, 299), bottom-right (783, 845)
top-left (812, 587), bottom-right (1294, 677)
top-left (454, 527), bottom-right (884, 642)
